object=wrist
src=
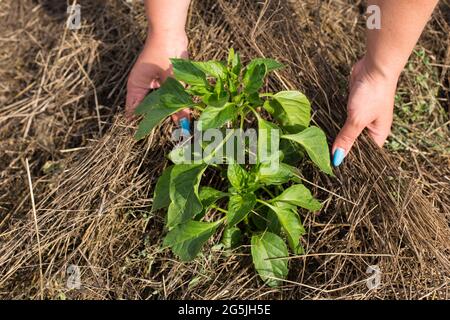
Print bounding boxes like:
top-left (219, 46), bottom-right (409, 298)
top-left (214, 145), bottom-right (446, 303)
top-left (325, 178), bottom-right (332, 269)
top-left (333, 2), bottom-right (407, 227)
top-left (361, 55), bottom-right (402, 84)
top-left (147, 27), bottom-right (187, 43)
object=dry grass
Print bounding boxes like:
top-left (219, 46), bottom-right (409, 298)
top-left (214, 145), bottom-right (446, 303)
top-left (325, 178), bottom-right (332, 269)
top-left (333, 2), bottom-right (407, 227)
top-left (0, 0), bottom-right (449, 299)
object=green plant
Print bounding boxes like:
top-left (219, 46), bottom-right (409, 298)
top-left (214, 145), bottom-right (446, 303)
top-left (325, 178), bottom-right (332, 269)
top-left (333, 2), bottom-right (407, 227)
top-left (135, 49), bottom-right (333, 286)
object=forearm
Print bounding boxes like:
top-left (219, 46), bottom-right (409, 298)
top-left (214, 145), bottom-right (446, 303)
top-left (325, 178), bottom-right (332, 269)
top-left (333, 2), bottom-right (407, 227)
top-left (365, 0), bottom-right (438, 79)
top-left (144, 0), bottom-right (191, 36)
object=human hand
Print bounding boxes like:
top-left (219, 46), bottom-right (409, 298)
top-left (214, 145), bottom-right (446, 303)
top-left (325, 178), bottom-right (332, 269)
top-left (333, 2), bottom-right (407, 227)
top-left (125, 31), bottom-right (190, 122)
top-left (332, 57), bottom-right (399, 167)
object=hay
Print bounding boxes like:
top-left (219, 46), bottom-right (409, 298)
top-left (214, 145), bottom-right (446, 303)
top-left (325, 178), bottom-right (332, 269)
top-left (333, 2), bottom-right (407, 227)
top-left (0, 0), bottom-right (449, 299)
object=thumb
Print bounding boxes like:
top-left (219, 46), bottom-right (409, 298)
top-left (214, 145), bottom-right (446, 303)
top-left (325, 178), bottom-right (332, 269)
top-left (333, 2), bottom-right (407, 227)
top-left (332, 117), bottom-right (366, 167)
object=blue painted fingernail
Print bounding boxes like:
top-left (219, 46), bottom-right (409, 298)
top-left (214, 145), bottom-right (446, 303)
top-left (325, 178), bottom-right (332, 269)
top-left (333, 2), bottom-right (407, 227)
top-left (333, 148), bottom-right (346, 167)
top-left (179, 117), bottom-right (190, 135)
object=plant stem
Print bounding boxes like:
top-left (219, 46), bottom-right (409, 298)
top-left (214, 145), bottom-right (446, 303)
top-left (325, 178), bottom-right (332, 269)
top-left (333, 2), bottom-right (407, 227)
top-left (240, 112), bottom-right (245, 130)
top-left (194, 104), bottom-right (205, 111)
top-left (214, 207), bottom-right (228, 214)
top-left (248, 105), bottom-right (260, 119)
top-left (262, 186), bottom-right (275, 198)
top-left (256, 198), bottom-right (273, 208)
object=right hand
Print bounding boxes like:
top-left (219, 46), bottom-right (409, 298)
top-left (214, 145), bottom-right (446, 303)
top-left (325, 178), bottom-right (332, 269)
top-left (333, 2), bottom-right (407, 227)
top-left (331, 57), bottom-right (399, 166)
top-left (125, 31), bottom-right (190, 122)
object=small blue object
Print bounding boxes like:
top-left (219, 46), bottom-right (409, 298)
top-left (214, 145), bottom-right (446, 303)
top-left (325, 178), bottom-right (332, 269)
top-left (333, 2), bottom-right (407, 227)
top-left (332, 148), bottom-right (345, 167)
top-left (179, 117), bottom-right (190, 136)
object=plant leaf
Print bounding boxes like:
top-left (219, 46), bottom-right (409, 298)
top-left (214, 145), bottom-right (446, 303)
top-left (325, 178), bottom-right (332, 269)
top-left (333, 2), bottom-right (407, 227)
top-left (251, 232), bottom-right (289, 287)
top-left (170, 58), bottom-right (208, 87)
top-left (281, 126), bottom-right (333, 175)
top-left (247, 58), bottom-right (284, 73)
top-left (221, 227), bottom-right (242, 249)
top-left (193, 61), bottom-right (228, 80)
top-left (228, 48), bottom-right (241, 76)
top-left (264, 91), bottom-right (311, 133)
top-left (134, 78), bottom-right (194, 140)
top-left (243, 63), bottom-right (266, 94)
top-left (227, 163), bottom-right (249, 191)
top-left (257, 116), bottom-right (281, 164)
top-left (257, 162), bottom-right (296, 186)
top-left (151, 165), bottom-right (173, 211)
top-left (199, 187), bottom-right (227, 208)
top-left (264, 202), bottom-right (305, 254)
top-left (167, 164), bottom-right (207, 228)
top-left (163, 220), bottom-right (222, 261)
top-left (251, 206), bottom-right (280, 233)
top-left (202, 91), bottom-right (229, 108)
top-left (227, 193), bottom-right (257, 226)
top-left (273, 184), bottom-right (322, 211)
top-left (198, 102), bottom-right (236, 130)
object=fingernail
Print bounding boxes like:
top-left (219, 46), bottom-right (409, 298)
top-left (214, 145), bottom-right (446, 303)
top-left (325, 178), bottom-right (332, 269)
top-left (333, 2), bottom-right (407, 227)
top-left (332, 148), bottom-right (346, 167)
top-left (179, 117), bottom-right (190, 136)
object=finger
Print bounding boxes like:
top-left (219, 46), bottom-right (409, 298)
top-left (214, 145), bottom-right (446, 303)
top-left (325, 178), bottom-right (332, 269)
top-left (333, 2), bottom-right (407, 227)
top-left (332, 117), bottom-right (366, 166)
top-left (125, 86), bottom-right (148, 120)
top-left (171, 108), bottom-right (191, 123)
top-left (149, 79), bottom-right (160, 90)
top-left (125, 63), bottom-right (162, 119)
top-left (367, 116), bottom-right (392, 147)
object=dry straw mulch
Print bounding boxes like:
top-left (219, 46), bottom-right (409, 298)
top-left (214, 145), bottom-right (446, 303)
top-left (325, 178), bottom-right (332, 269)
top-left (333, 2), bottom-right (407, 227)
top-left (0, 0), bottom-right (449, 299)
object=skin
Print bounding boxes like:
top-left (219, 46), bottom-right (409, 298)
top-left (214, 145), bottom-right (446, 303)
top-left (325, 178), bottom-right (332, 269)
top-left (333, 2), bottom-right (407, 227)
top-left (332, 0), bottom-right (439, 159)
top-left (126, 0), bottom-right (439, 160)
top-left (126, 0), bottom-right (191, 122)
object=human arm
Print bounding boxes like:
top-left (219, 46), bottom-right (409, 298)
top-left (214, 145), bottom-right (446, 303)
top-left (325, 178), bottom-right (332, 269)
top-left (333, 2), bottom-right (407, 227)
top-left (125, 0), bottom-right (191, 121)
top-left (332, 0), bottom-right (439, 166)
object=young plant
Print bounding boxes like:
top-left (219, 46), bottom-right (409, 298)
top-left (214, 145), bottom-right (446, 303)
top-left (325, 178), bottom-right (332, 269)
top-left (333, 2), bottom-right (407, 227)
top-left (135, 49), bottom-right (333, 287)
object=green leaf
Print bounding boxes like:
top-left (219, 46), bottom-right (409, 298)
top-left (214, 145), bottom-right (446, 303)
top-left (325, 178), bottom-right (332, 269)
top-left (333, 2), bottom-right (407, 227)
top-left (251, 232), bottom-right (289, 287)
top-left (163, 220), bottom-right (222, 261)
top-left (250, 206), bottom-right (269, 231)
top-left (134, 78), bottom-right (194, 140)
top-left (266, 209), bottom-right (281, 234)
top-left (228, 74), bottom-right (239, 96)
top-left (167, 164), bottom-right (207, 228)
top-left (264, 202), bottom-right (305, 254)
top-left (193, 61), bottom-right (228, 80)
top-left (170, 58), bottom-right (208, 87)
top-left (199, 187), bottom-right (227, 208)
top-left (247, 92), bottom-right (264, 107)
top-left (257, 116), bottom-right (281, 164)
top-left (228, 48), bottom-right (241, 76)
top-left (221, 227), bottom-right (242, 249)
top-left (151, 166), bottom-right (173, 211)
top-left (247, 58), bottom-right (284, 73)
top-left (273, 184), bottom-right (322, 211)
top-left (167, 202), bottom-right (181, 227)
top-left (168, 142), bottom-right (198, 165)
top-left (243, 63), bottom-right (266, 94)
top-left (281, 126), bottom-right (333, 175)
top-left (198, 102), bottom-right (236, 130)
top-left (252, 206), bottom-right (280, 233)
top-left (257, 162), bottom-right (296, 186)
top-left (187, 85), bottom-right (211, 96)
top-left (227, 193), bottom-right (257, 226)
top-left (202, 91), bottom-right (229, 108)
top-left (214, 78), bottom-right (224, 96)
top-left (279, 139), bottom-right (304, 166)
top-left (227, 163), bottom-right (249, 191)
top-left (264, 91), bottom-right (311, 133)
top-left (135, 88), bottom-right (160, 116)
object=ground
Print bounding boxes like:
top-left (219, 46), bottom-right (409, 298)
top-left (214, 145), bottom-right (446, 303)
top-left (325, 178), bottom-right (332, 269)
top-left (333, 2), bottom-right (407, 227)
top-left (0, 0), bottom-right (449, 299)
